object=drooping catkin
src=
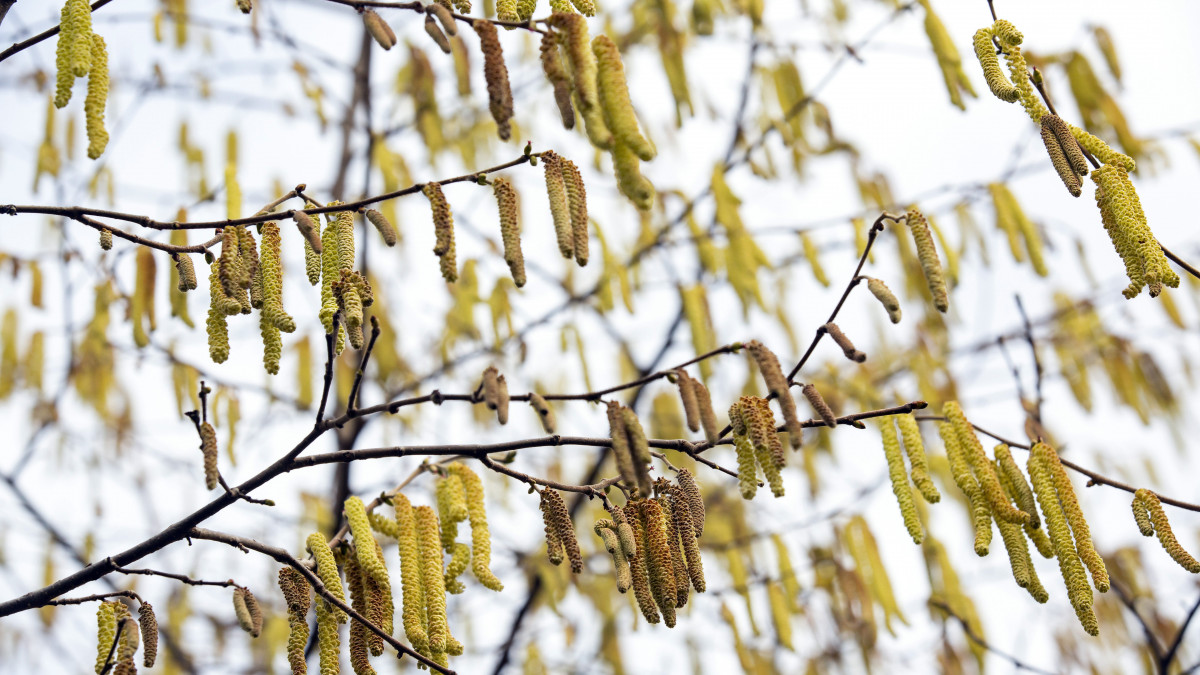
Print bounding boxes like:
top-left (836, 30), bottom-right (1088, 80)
top-left (95, 601), bottom-right (117, 675)
top-left (473, 21), bottom-right (513, 141)
top-left (592, 35), bottom-right (654, 161)
top-left (492, 176), bottom-right (525, 286)
top-left (136, 603), bottom-right (157, 668)
top-left (205, 260), bottom-right (231, 357)
top-left (824, 322), bottom-right (866, 363)
top-left (233, 587), bottom-right (263, 637)
top-left (692, 378), bottom-right (720, 442)
top-left (560, 157), bottom-right (589, 264)
top-left (173, 253), bottom-right (197, 293)
top-left (423, 183), bottom-right (457, 283)
top-left (315, 599), bottom-right (341, 675)
top-left (731, 406), bottom-right (758, 500)
top-left (436, 475), bottom-right (468, 550)
top-left (199, 421), bottom-right (219, 490)
top-left (259, 221), bottom-right (295, 334)
top-left (944, 402), bottom-right (1032, 526)
top-left (896, 413), bottom-right (939, 503)
top-left (640, 500), bottom-right (678, 627)
top-left (880, 419), bottom-right (922, 543)
top-left (528, 392), bottom-right (556, 433)
top-left (658, 491), bottom-right (690, 607)
top-left (444, 541), bottom-right (470, 594)
top-left (540, 492), bottom-right (564, 566)
top-left (84, 33), bottom-right (109, 159)
top-left (541, 151), bottom-right (574, 259)
top-left (55, 0), bottom-right (93, 109)
top-left (540, 32), bottom-right (575, 129)
top-left (100, 229), bottom-right (113, 250)
top-left (131, 247), bottom-right (156, 348)
top-left (447, 462), bottom-right (504, 590)
top-left (344, 496), bottom-right (388, 588)
top-left (547, 13), bottom-right (611, 149)
top-left (675, 369), bottom-right (701, 433)
top-left (343, 553), bottom-right (376, 675)
top-left (996, 513), bottom-right (1049, 603)
top-left (973, 26), bottom-right (1020, 103)
top-left (624, 502), bottom-right (660, 624)
top-left (745, 340), bottom-right (803, 448)
top-left (414, 505), bottom-right (449, 654)
top-left (392, 494), bottom-right (429, 652)
top-left (306, 532), bottom-right (348, 623)
top-left (1040, 115), bottom-right (1084, 197)
top-left (866, 277), bottom-right (902, 324)
top-left (363, 8), bottom-right (397, 49)
top-left (1034, 443), bottom-right (1109, 592)
top-left (1133, 489), bottom-right (1200, 573)
top-left (994, 444), bottom-right (1039, 529)
top-left (670, 491), bottom-right (705, 592)
top-left (541, 489), bottom-right (582, 573)
top-left (278, 567), bottom-right (311, 675)
top-left (621, 406), bottom-right (654, 497)
top-left (1092, 163), bottom-right (1179, 299)
top-left (427, 3), bottom-right (457, 35)
top-left (423, 14), bottom-right (451, 54)
top-left (611, 139), bottom-right (655, 211)
top-left (1028, 445), bottom-right (1098, 635)
top-left (801, 383), bottom-right (838, 428)
top-left (906, 209), bottom-right (949, 312)
top-left (939, 420), bottom-right (992, 556)
top-left (606, 401), bottom-right (639, 491)
top-left (611, 507), bottom-right (638, 558)
top-left (674, 468), bottom-right (706, 536)
top-left (364, 209), bottom-right (397, 247)
top-left (595, 523), bottom-right (632, 591)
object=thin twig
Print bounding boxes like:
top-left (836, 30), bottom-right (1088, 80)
top-left (0, 0), bottom-right (118, 65)
top-left (930, 600), bottom-right (1059, 675)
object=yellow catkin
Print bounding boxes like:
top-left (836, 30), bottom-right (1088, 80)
top-left (906, 209), bottom-right (949, 312)
top-left (606, 401), bottom-right (639, 491)
top-left (436, 474), bottom-right (468, 550)
top-left (1092, 164), bottom-right (1179, 299)
top-left (568, 0), bottom-right (595, 15)
top-left (364, 209), bottom-right (397, 247)
top-left (306, 532), bottom-right (348, 623)
top-left (999, 465), bottom-right (1055, 559)
top-left (131, 247), bottom-right (155, 348)
top-left (423, 183), bottom-right (457, 283)
top-left (745, 340), bottom-right (803, 448)
top-left (744, 396), bottom-right (785, 471)
top-left (343, 553), bottom-right (376, 675)
top-left (660, 492), bottom-right (690, 607)
top-left (611, 138), bottom-right (655, 211)
top-left (137, 603), bottom-right (157, 669)
top-left (592, 35), bottom-right (654, 161)
top-left (173, 252), bottom-right (197, 295)
top-left (560, 157), bottom-right (589, 265)
top-left (880, 418), bottom-right (922, 543)
top-left (528, 392), bottom-right (556, 433)
top-left (732, 410), bottom-right (759, 500)
top-left (84, 33), bottom-right (109, 159)
top-left (541, 151), bottom-right (574, 259)
top-left (675, 369), bottom-right (701, 433)
top-left (233, 587), bottom-right (263, 637)
top-left (621, 407), bottom-right (654, 497)
top-left (973, 27), bottom-right (1019, 102)
top-left (866, 277), bottom-right (901, 324)
top-left (623, 502), bottom-right (660, 623)
top-left (640, 500), bottom-right (678, 627)
top-left (995, 513), bottom-right (1049, 603)
top-left (801, 383), bottom-right (838, 428)
top-left (392, 494), bottom-right (429, 653)
top-left (444, 542), bottom-right (470, 594)
top-left (939, 420), bottom-right (992, 556)
top-left (548, 13), bottom-right (612, 149)
top-left (448, 463), bottom-right (504, 591)
top-left (491, 176), bottom-right (525, 286)
top-left (345, 496), bottom-right (388, 587)
top-left (95, 601), bottom-right (117, 675)
top-left (1036, 443), bottom-right (1109, 591)
top-left (55, 0), bottom-right (93, 108)
top-left (316, 600), bottom-right (341, 675)
top-left (414, 505), bottom-right (448, 652)
top-left (1028, 444), bottom-right (1098, 635)
top-left (474, 21), bottom-right (513, 141)
top-left (670, 489), bottom-right (705, 592)
top-left (1134, 489), bottom-right (1200, 573)
top-left (199, 421), bottom-right (219, 490)
top-left (544, 489), bottom-right (583, 573)
top-left (920, 0), bottom-right (975, 110)
top-left (595, 523), bottom-right (632, 592)
top-left (824, 322), bottom-right (866, 363)
top-left (994, 444), bottom-right (1039, 529)
top-left (540, 32), bottom-right (575, 128)
top-left (896, 413), bottom-right (939, 503)
top-left (1071, 124), bottom-right (1136, 172)
top-left (944, 402), bottom-right (1032, 526)
top-left (801, 232), bottom-right (830, 287)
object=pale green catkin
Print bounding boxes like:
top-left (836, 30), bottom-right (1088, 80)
top-left (866, 277), bottom-right (901, 323)
top-left (541, 151), bottom-right (575, 259)
top-left (880, 418), bottom-right (922, 543)
top-left (906, 209), bottom-right (949, 312)
top-left (547, 13), bottom-right (612, 149)
top-left (84, 33), bottom-right (109, 159)
top-left (592, 35), bottom-right (654, 161)
top-left (939, 420), bottom-right (992, 556)
top-left (448, 462), bottom-right (504, 591)
top-left (1037, 442), bottom-right (1109, 592)
top-left (560, 156), bottom-right (590, 265)
top-left (1134, 489), bottom-right (1200, 573)
top-left (306, 532), bottom-right (348, 623)
top-left (896, 413), bottom-right (939, 503)
top-left (55, 0), bottom-right (93, 109)
top-left (345, 496), bottom-right (389, 587)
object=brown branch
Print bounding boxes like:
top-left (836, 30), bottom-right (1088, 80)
top-left (0, 0), bottom-right (118, 65)
top-left (319, 0), bottom-right (549, 34)
top-left (43, 590), bottom-right (142, 607)
top-left (477, 454), bottom-right (622, 496)
top-left (930, 600), bottom-right (1059, 675)
top-left (112, 564), bottom-right (240, 589)
top-left (187, 527), bottom-right (454, 675)
top-left (1163, 591), bottom-right (1200, 674)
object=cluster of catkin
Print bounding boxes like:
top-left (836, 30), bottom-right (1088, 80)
top-left (288, 466), bottom-right (500, 672)
top-left (877, 414), bottom-right (940, 544)
top-left (729, 396), bottom-right (786, 499)
top-left (54, 0), bottom-right (109, 159)
top-left (973, 18), bottom-right (1178, 300)
top-left (671, 368), bottom-right (719, 441)
top-left (593, 473), bottom-right (706, 628)
top-left (544, 13), bottom-right (656, 209)
top-left (606, 400), bottom-right (654, 497)
top-left (93, 600), bottom-right (156, 675)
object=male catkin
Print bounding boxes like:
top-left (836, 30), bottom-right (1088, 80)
top-left (906, 209), bottom-right (949, 312)
top-left (474, 21), bottom-right (514, 141)
top-left (448, 462), bottom-right (504, 590)
top-left (824, 323), bottom-right (866, 363)
top-left (414, 505), bottom-right (449, 652)
top-left (606, 401), bottom-right (639, 491)
top-left (896, 413), bottom-right (939, 503)
top-left (392, 494), bottom-right (429, 652)
top-left (364, 209), bottom-right (397, 247)
top-left (541, 151), bottom-right (575, 259)
top-left (306, 532), bottom-right (348, 623)
top-left (528, 392), bottom-right (556, 433)
top-left (623, 502), bottom-right (660, 624)
top-left (95, 601), bottom-right (117, 675)
top-left (547, 13), bottom-right (612, 149)
top-left (363, 8), bottom-right (396, 50)
top-left (137, 603), bottom-right (158, 668)
top-left (801, 383), bottom-right (838, 428)
top-left (84, 33), bottom-right (109, 160)
top-left (543, 489), bottom-right (583, 573)
top-left (866, 277), bottom-right (902, 324)
top-left (423, 183), bottom-right (458, 283)
top-left (55, 0), bottom-right (93, 109)
top-left (745, 340), bottom-right (803, 447)
top-left (675, 369), bottom-right (701, 433)
top-left (592, 35), bottom-right (654, 161)
top-left (880, 418), bottom-right (922, 543)
top-left (540, 32), bottom-right (575, 128)
top-left (1133, 489), bottom-right (1200, 573)
top-left (492, 177), bottom-right (526, 287)
top-left (199, 421), bottom-right (219, 490)
top-left (560, 157), bottom-right (590, 264)
top-left (641, 500), bottom-right (678, 627)
top-left (345, 496), bottom-right (389, 587)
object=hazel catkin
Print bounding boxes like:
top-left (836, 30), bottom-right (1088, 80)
top-left (84, 33), bottom-right (109, 160)
top-left (492, 177), bottom-right (526, 287)
top-left (448, 462), bottom-right (504, 591)
top-left (745, 340), bottom-right (803, 448)
top-left (199, 421), bottom-right (219, 490)
top-left (824, 322), bottom-right (866, 363)
top-left (560, 156), bottom-right (590, 265)
top-left (306, 532), bottom-right (348, 623)
top-left (906, 209), bottom-right (949, 312)
top-left (547, 13), bottom-right (612, 149)
top-left (233, 587), bottom-right (263, 637)
top-left (423, 183), bottom-right (457, 283)
top-left (541, 151), bottom-right (574, 259)
top-left (801, 383), bottom-right (838, 428)
top-left (675, 369), bottom-right (701, 433)
top-left (640, 499), bottom-right (678, 627)
top-left (866, 277), bottom-right (902, 324)
top-left (474, 21), bottom-right (513, 141)
top-left (364, 209), bottom-right (398, 247)
top-left (528, 392), bottom-right (556, 433)
top-left (540, 32), bottom-right (575, 129)
top-left (542, 489), bottom-right (583, 573)
top-left (592, 35), bottom-right (654, 161)
top-left (95, 601), bottom-right (117, 675)
top-left (1133, 489), bottom-right (1200, 573)
top-left (137, 603), bottom-right (158, 668)
top-left (880, 418), bottom-right (922, 543)
top-left (624, 502), bottom-right (660, 624)
top-left (55, 0), bottom-right (93, 109)
top-left (896, 413), bottom-right (939, 503)
top-left (363, 9), bottom-right (397, 50)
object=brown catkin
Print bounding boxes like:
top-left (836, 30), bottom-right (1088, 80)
top-left (474, 21), bottom-right (513, 141)
top-left (363, 9), bottom-right (397, 50)
top-left (640, 500), bottom-right (678, 626)
top-left (278, 567), bottom-right (311, 675)
top-left (174, 254), bottom-right (197, 292)
top-left (1041, 116), bottom-right (1082, 197)
top-left (607, 401), bottom-right (639, 491)
top-left (1134, 489), bottom-right (1200, 573)
top-left (560, 157), bottom-right (589, 265)
top-left (544, 489), bottom-right (583, 573)
top-left (424, 14), bottom-right (452, 54)
top-left (199, 421), bottom-right (219, 490)
top-left (364, 209), bottom-right (397, 247)
top-left (540, 32), bottom-right (575, 129)
top-left (423, 183), bottom-right (457, 283)
top-left (906, 209), bottom-right (949, 312)
top-left (866, 277), bottom-right (901, 323)
top-left (662, 494), bottom-right (690, 607)
top-left (823, 322), bottom-right (866, 363)
top-left (624, 502), bottom-right (660, 624)
top-left (294, 211), bottom-right (323, 254)
top-left (675, 369), bottom-right (701, 433)
top-left (343, 553), bottom-right (375, 675)
top-left (539, 491), bottom-right (565, 566)
top-left (137, 603), bottom-right (158, 668)
top-left (802, 383), bottom-right (837, 428)
top-left (528, 392), bottom-right (556, 433)
top-left (692, 378), bottom-right (720, 442)
top-left (670, 491), bottom-right (706, 592)
top-left (621, 407), bottom-right (654, 497)
top-left (675, 468), bottom-right (705, 536)
top-left (745, 340), bottom-right (803, 449)
top-left (492, 176), bottom-right (525, 287)
top-left (541, 151), bottom-right (574, 259)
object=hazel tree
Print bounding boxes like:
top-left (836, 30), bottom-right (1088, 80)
top-left (0, 0), bottom-right (1199, 673)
